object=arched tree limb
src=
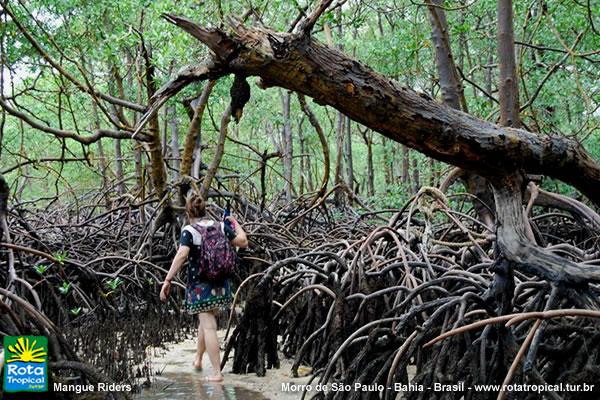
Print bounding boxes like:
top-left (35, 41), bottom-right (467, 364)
top-left (134, 15), bottom-right (600, 207)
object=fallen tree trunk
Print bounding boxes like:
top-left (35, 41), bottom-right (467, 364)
top-left (135, 15), bottom-right (600, 207)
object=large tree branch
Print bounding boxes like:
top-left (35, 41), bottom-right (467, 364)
top-left (135, 15), bottom-right (600, 207)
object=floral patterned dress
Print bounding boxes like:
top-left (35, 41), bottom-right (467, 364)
top-left (180, 220), bottom-right (236, 314)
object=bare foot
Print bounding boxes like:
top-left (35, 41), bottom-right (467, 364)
top-left (192, 358), bottom-right (202, 370)
top-left (203, 374), bottom-right (224, 382)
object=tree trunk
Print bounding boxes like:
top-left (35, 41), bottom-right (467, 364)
top-left (142, 46), bottom-right (169, 199)
top-left (91, 100), bottom-right (111, 209)
top-left (298, 94), bottom-right (330, 202)
top-left (360, 128), bottom-right (375, 196)
top-left (200, 107), bottom-right (232, 200)
top-left (429, 159), bottom-right (437, 187)
top-left (497, 0), bottom-right (521, 128)
top-left (383, 140), bottom-right (392, 187)
top-left (485, 33), bottom-right (494, 107)
top-left (411, 157), bottom-right (420, 194)
top-left (334, 111), bottom-right (345, 206)
top-left (110, 66), bottom-right (127, 195)
top-left (280, 90), bottom-right (293, 203)
top-left (168, 104), bottom-right (180, 180)
top-left (134, 53), bottom-right (146, 209)
top-left (426, 0), bottom-right (463, 110)
top-left (298, 121), bottom-right (306, 196)
top-left (402, 146), bottom-right (410, 187)
top-left (180, 81), bottom-right (215, 180)
top-left (491, 173), bottom-right (600, 284)
top-left (161, 107), bottom-right (169, 156)
top-left (345, 116), bottom-right (354, 192)
top-left (114, 140), bottom-right (124, 195)
top-left (426, 0), bottom-right (495, 226)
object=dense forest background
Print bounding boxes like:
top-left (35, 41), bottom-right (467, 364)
top-left (1, 1), bottom-right (600, 399)
top-left (2, 0), bottom-right (598, 206)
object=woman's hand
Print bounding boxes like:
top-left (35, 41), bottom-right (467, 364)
top-left (227, 216), bottom-right (249, 248)
top-left (160, 280), bottom-right (171, 302)
top-left (159, 246), bottom-right (190, 303)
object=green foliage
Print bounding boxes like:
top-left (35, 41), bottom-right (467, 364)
top-left (70, 306), bottom-right (82, 316)
top-left (104, 277), bottom-right (124, 291)
top-left (58, 282), bottom-right (72, 295)
top-left (34, 264), bottom-right (51, 275)
top-left (53, 251), bottom-right (69, 265)
top-left (2, 0), bottom-right (598, 208)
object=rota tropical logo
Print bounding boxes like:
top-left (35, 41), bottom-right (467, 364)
top-left (3, 336), bottom-right (48, 392)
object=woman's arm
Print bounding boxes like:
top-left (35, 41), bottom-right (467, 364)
top-left (160, 245), bottom-right (190, 301)
top-left (227, 216), bottom-right (249, 248)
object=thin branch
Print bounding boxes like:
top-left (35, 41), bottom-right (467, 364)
top-left (0, 97), bottom-right (150, 144)
top-left (295, 0), bottom-right (335, 36)
top-left (2, 157), bottom-right (87, 174)
top-left (4, 4), bottom-right (145, 112)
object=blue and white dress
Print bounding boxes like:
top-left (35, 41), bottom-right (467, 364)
top-left (180, 220), bottom-right (236, 314)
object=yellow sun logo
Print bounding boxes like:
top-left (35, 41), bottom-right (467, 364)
top-left (7, 337), bottom-right (47, 363)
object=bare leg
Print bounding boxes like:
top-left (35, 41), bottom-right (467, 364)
top-left (199, 310), bottom-right (224, 382)
top-left (194, 315), bottom-right (205, 369)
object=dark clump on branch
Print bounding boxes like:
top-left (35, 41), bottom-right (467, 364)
top-left (229, 73), bottom-right (251, 123)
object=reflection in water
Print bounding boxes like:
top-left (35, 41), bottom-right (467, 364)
top-left (138, 372), bottom-right (268, 400)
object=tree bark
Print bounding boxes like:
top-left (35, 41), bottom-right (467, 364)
top-left (491, 174), bottom-right (600, 284)
top-left (141, 46), bottom-right (169, 199)
top-left (359, 127), bottom-right (375, 196)
top-left (426, 1), bottom-right (495, 227)
top-left (110, 67), bottom-right (127, 195)
top-left (298, 94), bottom-right (330, 202)
top-left (298, 119), bottom-right (306, 195)
top-left (334, 111), bottom-right (345, 206)
top-left (92, 104), bottom-right (111, 209)
top-left (280, 90), bottom-right (294, 203)
top-left (383, 140), bottom-right (392, 187)
top-left (426, 0), bottom-right (464, 110)
top-left (345, 116), bottom-right (354, 192)
top-left (180, 80), bottom-right (215, 179)
top-left (411, 157), bottom-right (420, 194)
top-left (402, 146), bottom-right (410, 187)
top-left (200, 107), bottom-right (232, 200)
top-left (168, 104), bottom-right (180, 180)
top-left (497, 0), bottom-right (521, 127)
top-left (114, 140), bottom-right (125, 195)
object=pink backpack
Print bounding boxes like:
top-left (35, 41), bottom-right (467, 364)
top-left (192, 224), bottom-right (237, 281)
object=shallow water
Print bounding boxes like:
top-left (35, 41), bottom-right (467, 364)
top-left (138, 372), bottom-right (269, 400)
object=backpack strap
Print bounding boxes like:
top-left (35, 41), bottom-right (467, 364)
top-left (181, 225), bottom-right (200, 244)
top-left (191, 222), bottom-right (223, 235)
top-left (190, 224), bottom-right (207, 234)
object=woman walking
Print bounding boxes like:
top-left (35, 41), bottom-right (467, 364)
top-left (160, 194), bottom-right (248, 382)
